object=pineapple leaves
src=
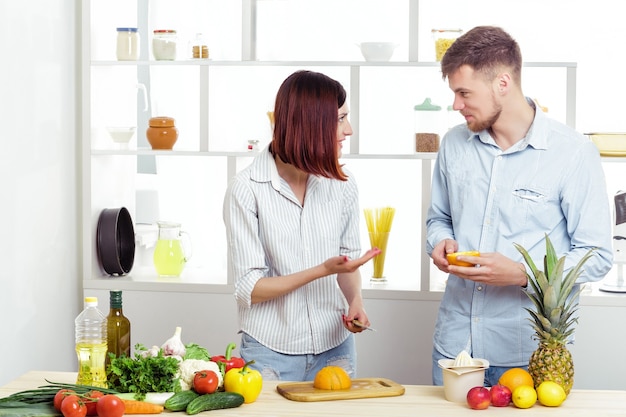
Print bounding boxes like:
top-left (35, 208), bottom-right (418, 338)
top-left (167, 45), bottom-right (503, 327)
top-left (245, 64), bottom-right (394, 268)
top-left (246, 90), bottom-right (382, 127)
top-left (544, 237), bottom-right (559, 283)
top-left (513, 242), bottom-right (540, 281)
top-left (543, 285), bottom-right (558, 311)
top-left (515, 234), bottom-right (597, 346)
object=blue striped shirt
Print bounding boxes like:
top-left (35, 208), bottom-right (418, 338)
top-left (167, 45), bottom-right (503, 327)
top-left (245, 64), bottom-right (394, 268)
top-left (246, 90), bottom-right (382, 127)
top-left (426, 103), bottom-right (613, 366)
top-left (223, 148), bottom-right (361, 354)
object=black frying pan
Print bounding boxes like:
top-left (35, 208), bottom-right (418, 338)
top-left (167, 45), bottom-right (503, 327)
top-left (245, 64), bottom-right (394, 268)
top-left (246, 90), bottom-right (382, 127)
top-left (96, 207), bottom-right (135, 276)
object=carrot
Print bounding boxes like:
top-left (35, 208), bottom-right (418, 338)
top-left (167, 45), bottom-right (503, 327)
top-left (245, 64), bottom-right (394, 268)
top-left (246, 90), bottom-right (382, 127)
top-left (120, 399), bottom-right (164, 414)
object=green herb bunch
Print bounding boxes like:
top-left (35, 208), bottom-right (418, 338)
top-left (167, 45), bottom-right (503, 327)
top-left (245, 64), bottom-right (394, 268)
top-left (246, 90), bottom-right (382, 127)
top-left (106, 344), bottom-right (181, 400)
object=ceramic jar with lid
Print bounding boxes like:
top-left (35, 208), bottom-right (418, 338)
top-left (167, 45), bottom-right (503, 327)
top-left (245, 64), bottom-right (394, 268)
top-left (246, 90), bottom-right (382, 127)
top-left (146, 117), bottom-right (178, 150)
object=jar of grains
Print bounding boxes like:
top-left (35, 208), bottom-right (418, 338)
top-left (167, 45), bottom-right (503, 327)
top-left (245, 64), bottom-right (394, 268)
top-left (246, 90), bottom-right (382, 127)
top-left (414, 98), bottom-right (443, 152)
top-left (152, 30), bottom-right (177, 60)
top-left (432, 29), bottom-right (462, 61)
top-left (116, 28), bottom-right (139, 61)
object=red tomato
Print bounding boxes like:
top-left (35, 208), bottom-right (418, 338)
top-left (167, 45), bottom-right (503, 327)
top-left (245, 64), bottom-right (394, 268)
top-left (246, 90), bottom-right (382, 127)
top-left (95, 395), bottom-right (125, 417)
top-left (60, 394), bottom-right (87, 417)
top-left (84, 390), bottom-right (104, 416)
top-left (193, 370), bottom-right (219, 394)
top-left (54, 389), bottom-right (75, 411)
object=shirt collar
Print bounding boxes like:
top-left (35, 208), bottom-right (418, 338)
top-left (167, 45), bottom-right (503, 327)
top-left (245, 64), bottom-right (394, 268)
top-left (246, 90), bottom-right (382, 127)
top-left (472, 97), bottom-right (549, 152)
top-left (249, 146), bottom-right (282, 191)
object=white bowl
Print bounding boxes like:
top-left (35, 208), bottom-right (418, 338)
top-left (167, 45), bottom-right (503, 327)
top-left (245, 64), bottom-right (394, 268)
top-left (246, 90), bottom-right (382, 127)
top-left (106, 127), bottom-right (137, 144)
top-left (438, 358), bottom-right (490, 403)
top-left (358, 42), bottom-right (398, 62)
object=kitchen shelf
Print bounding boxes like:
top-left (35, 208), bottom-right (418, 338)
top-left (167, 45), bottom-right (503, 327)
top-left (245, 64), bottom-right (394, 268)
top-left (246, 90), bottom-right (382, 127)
top-left (91, 149), bottom-right (439, 159)
top-left (90, 60), bottom-right (577, 68)
top-left (81, 0), bottom-right (579, 296)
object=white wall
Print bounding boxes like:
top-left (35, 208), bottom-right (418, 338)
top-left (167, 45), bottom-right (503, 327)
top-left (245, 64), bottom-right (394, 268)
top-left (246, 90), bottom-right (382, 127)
top-left (0, 0), bottom-right (79, 385)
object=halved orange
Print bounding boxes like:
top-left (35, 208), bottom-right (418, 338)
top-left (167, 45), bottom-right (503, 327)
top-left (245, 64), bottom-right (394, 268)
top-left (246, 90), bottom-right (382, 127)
top-left (446, 250), bottom-right (480, 266)
top-left (313, 366), bottom-right (352, 390)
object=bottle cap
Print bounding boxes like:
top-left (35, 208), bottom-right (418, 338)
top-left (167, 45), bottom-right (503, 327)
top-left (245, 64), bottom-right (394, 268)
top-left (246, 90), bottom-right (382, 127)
top-left (110, 290), bottom-right (123, 308)
top-left (84, 296), bottom-right (98, 306)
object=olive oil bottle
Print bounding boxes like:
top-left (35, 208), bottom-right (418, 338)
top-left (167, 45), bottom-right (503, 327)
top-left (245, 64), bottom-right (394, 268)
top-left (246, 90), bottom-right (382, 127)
top-left (106, 290), bottom-right (131, 366)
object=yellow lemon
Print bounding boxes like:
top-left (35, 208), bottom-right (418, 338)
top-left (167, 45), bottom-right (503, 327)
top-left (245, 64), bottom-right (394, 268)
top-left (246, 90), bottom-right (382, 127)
top-left (512, 385), bottom-right (537, 409)
top-left (446, 251), bottom-right (480, 267)
top-left (536, 381), bottom-right (566, 407)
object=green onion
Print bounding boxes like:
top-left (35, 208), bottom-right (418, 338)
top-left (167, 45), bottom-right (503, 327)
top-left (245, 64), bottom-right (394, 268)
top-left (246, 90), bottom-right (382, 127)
top-left (0, 381), bottom-right (119, 406)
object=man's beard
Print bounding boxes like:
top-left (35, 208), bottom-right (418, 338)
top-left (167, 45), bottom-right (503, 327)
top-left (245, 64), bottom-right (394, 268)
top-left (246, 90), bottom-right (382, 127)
top-left (467, 102), bottom-right (502, 132)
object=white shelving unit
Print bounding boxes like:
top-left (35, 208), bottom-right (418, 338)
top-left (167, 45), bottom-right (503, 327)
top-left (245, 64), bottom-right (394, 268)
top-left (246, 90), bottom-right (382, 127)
top-left (81, 0), bottom-right (578, 296)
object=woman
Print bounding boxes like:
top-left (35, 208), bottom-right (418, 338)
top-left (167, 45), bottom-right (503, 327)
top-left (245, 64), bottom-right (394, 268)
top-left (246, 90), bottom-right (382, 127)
top-left (223, 70), bottom-right (380, 381)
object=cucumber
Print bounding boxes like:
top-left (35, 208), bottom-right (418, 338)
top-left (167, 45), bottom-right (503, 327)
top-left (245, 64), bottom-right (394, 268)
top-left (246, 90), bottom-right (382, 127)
top-left (163, 390), bottom-right (200, 412)
top-left (185, 392), bottom-right (244, 415)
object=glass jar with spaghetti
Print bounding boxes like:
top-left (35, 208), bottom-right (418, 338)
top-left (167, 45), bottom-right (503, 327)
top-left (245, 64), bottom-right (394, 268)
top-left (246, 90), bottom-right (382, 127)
top-left (432, 29), bottom-right (462, 61)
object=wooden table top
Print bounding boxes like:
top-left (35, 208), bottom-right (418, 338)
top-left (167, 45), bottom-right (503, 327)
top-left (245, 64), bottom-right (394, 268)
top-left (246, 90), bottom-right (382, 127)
top-left (2, 371), bottom-right (625, 416)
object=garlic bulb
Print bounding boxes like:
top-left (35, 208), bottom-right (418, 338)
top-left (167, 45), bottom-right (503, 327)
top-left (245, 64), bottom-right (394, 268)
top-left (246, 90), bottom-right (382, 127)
top-left (139, 345), bottom-right (161, 358)
top-left (161, 326), bottom-right (186, 357)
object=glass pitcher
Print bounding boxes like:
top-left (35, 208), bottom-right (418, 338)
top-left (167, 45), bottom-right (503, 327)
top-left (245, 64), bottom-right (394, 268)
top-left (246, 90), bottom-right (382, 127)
top-left (153, 221), bottom-right (192, 277)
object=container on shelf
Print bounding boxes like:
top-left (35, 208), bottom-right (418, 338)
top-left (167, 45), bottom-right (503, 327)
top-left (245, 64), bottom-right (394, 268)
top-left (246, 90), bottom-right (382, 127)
top-left (75, 297), bottom-right (108, 388)
top-left (152, 30), bottom-right (177, 60)
top-left (414, 98), bottom-right (443, 152)
top-left (153, 221), bottom-right (192, 277)
top-left (247, 139), bottom-right (260, 152)
top-left (432, 29), bottom-right (462, 61)
top-left (446, 105), bottom-right (465, 130)
top-left (146, 116), bottom-right (178, 150)
top-left (191, 33), bottom-right (209, 59)
top-left (116, 27), bottom-right (139, 61)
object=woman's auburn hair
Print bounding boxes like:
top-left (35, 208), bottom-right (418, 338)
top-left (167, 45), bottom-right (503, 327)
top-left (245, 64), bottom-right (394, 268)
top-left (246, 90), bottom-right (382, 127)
top-left (270, 70), bottom-right (348, 181)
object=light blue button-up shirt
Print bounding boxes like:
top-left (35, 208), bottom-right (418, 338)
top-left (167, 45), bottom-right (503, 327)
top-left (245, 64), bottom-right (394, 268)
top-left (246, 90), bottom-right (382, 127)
top-left (426, 103), bottom-right (613, 366)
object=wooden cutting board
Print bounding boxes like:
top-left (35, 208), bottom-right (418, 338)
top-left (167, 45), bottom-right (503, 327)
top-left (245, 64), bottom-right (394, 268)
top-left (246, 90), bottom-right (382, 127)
top-left (276, 378), bottom-right (405, 402)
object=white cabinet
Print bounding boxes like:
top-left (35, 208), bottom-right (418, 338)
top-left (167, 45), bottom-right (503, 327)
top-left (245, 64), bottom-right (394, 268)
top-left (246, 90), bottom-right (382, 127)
top-left (81, 0), bottom-right (578, 295)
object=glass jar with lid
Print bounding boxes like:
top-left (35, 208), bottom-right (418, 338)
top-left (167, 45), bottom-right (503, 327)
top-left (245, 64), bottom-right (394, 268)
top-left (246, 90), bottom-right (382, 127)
top-left (414, 98), bottom-right (443, 152)
top-left (432, 29), bottom-right (463, 61)
top-left (152, 30), bottom-right (177, 60)
top-left (190, 33), bottom-right (209, 59)
top-left (116, 28), bottom-right (139, 61)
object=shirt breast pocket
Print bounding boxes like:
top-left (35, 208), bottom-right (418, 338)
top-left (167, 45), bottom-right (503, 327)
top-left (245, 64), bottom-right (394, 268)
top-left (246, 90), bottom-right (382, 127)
top-left (512, 185), bottom-right (554, 225)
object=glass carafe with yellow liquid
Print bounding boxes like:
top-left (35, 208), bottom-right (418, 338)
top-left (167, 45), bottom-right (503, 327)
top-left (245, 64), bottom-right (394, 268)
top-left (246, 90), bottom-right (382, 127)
top-left (153, 221), bottom-right (192, 277)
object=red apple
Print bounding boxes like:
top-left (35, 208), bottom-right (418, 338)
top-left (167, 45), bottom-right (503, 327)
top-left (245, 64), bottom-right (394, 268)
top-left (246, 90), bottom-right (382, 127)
top-left (490, 384), bottom-right (512, 407)
top-left (467, 386), bottom-right (491, 410)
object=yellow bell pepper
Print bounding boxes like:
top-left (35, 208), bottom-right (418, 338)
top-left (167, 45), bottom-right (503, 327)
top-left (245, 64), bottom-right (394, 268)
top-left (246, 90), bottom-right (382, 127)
top-left (223, 360), bottom-right (263, 403)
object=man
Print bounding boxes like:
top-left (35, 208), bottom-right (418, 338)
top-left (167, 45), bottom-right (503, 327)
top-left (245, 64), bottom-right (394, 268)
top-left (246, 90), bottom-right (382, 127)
top-left (426, 26), bottom-right (613, 386)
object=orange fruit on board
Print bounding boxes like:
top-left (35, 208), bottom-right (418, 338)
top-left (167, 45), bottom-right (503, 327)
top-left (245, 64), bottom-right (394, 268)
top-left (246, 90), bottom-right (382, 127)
top-left (313, 366), bottom-right (352, 390)
top-left (446, 251), bottom-right (480, 267)
top-left (498, 368), bottom-right (534, 393)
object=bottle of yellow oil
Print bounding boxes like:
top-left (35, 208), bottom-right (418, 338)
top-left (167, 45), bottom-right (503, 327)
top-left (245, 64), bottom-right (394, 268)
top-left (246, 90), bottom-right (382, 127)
top-left (75, 296), bottom-right (108, 387)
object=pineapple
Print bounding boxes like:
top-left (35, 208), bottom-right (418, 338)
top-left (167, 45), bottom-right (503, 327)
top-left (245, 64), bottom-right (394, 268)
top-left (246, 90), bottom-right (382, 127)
top-left (514, 235), bottom-right (596, 395)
